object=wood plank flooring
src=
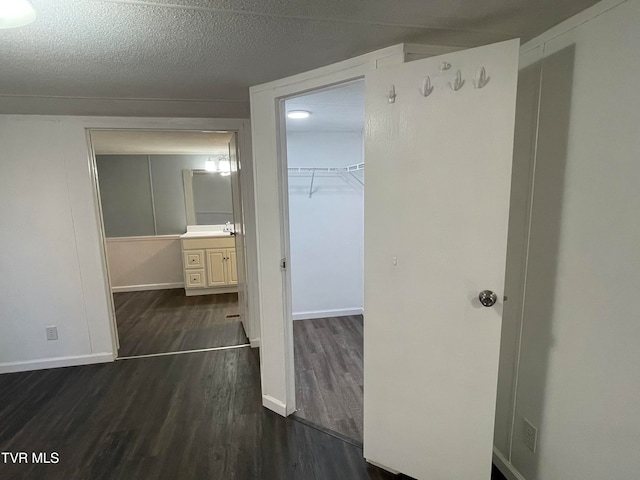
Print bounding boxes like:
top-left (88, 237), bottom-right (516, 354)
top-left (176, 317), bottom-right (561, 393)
top-left (0, 345), bottom-right (507, 479)
top-left (292, 316), bottom-right (507, 480)
top-left (0, 348), bottom-right (404, 480)
top-left (293, 315), bottom-right (364, 443)
top-left (114, 289), bottom-right (246, 357)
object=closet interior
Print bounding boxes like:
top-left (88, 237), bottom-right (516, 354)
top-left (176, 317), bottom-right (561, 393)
top-left (285, 81), bottom-right (365, 442)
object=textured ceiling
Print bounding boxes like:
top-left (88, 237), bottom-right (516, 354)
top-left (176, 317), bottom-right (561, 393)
top-left (286, 80), bottom-right (364, 133)
top-left (92, 130), bottom-right (232, 154)
top-left (0, 0), bottom-right (599, 104)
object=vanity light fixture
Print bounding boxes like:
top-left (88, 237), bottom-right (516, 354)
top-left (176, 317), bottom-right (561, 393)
top-left (218, 158), bottom-right (231, 176)
top-left (0, 0), bottom-right (36, 29)
top-left (287, 110), bottom-right (311, 119)
top-left (204, 158), bottom-right (217, 172)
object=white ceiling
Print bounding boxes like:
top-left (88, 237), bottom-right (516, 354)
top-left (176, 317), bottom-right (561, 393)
top-left (0, 0), bottom-right (599, 105)
top-left (286, 81), bottom-right (364, 133)
top-left (92, 130), bottom-right (233, 154)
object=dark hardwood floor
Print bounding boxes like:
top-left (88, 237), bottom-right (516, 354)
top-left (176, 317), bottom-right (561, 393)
top-left (293, 315), bottom-right (364, 443)
top-left (0, 346), bottom-right (508, 480)
top-left (114, 289), bottom-right (246, 357)
top-left (292, 315), bottom-right (507, 480)
top-left (0, 347), bottom-right (405, 480)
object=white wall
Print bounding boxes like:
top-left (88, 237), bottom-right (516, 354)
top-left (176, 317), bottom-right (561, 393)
top-left (286, 132), bottom-right (364, 319)
top-left (495, 1), bottom-right (640, 479)
top-left (0, 115), bottom-right (252, 373)
top-left (106, 237), bottom-right (184, 291)
top-left (493, 46), bottom-right (543, 457)
top-left (0, 117), bottom-right (115, 372)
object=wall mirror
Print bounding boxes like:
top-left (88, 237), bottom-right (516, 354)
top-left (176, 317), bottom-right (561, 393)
top-left (183, 161), bottom-right (233, 226)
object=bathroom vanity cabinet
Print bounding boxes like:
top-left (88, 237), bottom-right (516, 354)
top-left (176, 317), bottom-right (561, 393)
top-left (181, 234), bottom-right (238, 296)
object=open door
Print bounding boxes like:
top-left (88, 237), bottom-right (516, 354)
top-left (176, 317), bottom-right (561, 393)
top-left (229, 133), bottom-right (249, 337)
top-left (249, 39), bottom-right (519, 478)
top-left (363, 39), bottom-right (519, 478)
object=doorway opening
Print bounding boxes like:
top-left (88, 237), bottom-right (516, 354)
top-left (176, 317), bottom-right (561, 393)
top-left (283, 81), bottom-right (365, 442)
top-left (89, 129), bottom-right (250, 358)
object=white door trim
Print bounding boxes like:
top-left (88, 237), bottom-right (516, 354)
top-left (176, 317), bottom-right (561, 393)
top-left (82, 117), bottom-right (254, 357)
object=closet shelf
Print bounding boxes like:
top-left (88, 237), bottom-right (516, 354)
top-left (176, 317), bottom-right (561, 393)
top-left (287, 162), bottom-right (364, 174)
top-left (288, 163), bottom-right (364, 198)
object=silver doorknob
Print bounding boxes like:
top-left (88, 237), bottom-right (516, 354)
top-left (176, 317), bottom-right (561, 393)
top-left (478, 290), bottom-right (498, 307)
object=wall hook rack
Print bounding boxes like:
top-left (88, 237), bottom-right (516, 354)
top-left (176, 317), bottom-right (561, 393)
top-left (387, 85), bottom-right (397, 103)
top-left (474, 66), bottom-right (490, 89)
top-left (450, 70), bottom-right (465, 91)
top-left (420, 76), bottom-right (434, 97)
top-left (440, 61), bottom-right (451, 71)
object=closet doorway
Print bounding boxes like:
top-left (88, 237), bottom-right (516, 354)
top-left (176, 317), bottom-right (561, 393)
top-left (89, 129), bottom-right (250, 358)
top-left (284, 81), bottom-right (365, 442)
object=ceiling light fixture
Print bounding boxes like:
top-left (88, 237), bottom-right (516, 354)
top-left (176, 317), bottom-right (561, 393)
top-left (287, 110), bottom-right (311, 119)
top-left (0, 0), bottom-right (36, 29)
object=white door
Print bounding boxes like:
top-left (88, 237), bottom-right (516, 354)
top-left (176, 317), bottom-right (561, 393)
top-left (364, 40), bottom-right (519, 478)
top-left (229, 134), bottom-right (249, 334)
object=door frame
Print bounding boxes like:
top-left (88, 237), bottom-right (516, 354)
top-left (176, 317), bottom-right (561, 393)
top-left (82, 117), bottom-right (257, 356)
top-left (250, 43), bottom-right (460, 415)
top-left (275, 79), bottom-right (367, 415)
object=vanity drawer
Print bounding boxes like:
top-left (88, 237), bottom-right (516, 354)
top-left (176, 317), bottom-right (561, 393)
top-left (185, 269), bottom-right (206, 288)
top-left (182, 237), bottom-right (235, 250)
top-left (184, 249), bottom-right (205, 268)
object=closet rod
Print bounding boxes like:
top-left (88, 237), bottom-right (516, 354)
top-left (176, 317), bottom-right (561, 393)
top-left (287, 162), bottom-right (364, 174)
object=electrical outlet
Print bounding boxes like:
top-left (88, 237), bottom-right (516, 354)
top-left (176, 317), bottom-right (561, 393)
top-left (45, 326), bottom-right (58, 341)
top-left (522, 417), bottom-right (538, 453)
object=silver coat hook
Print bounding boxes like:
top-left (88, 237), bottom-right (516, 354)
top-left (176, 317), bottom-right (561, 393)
top-left (387, 85), bottom-right (396, 103)
top-left (440, 61), bottom-right (451, 71)
top-left (474, 66), bottom-right (490, 89)
top-left (450, 70), bottom-right (465, 91)
top-left (420, 76), bottom-right (434, 97)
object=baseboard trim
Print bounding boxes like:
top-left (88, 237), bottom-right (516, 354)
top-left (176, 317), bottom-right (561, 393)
top-left (262, 395), bottom-right (287, 416)
top-left (112, 283), bottom-right (184, 293)
top-left (0, 352), bottom-right (115, 374)
top-left (185, 286), bottom-right (237, 296)
top-left (292, 308), bottom-right (364, 321)
top-left (493, 447), bottom-right (527, 480)
top-left (366, 459), bottom-right (400, 475)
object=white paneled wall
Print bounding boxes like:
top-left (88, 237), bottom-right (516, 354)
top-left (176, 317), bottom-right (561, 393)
top-left (0, 117), bottom-right (114, 372)
top-left (0, 115), bottom-right (250, 373)
top-left (495, 1), bottom-right (640, 479)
